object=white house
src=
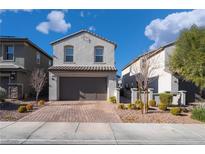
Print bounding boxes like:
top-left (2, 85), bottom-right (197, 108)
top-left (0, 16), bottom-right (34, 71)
top-left (49, 30), bottom-right (117, 101)
top-left (121, 42), bottom-right (202, 103)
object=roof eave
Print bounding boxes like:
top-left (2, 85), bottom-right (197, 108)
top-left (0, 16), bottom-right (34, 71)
top-left (122, 41), bottom-right (176, 71)
top-left (50, 30), bottom-right (117, 48)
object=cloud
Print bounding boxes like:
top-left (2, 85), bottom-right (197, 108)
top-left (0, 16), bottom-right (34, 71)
top-left (145, 10), bottom-right (205, 50)
top-left (36, 10), bottom-right (71, 34)
top-left (0, 9), bottom-right (32, 14)
top-left (80, 11), bottom-right (85, 17)
top-left (80, 10), bottom-right (91, 18)
top-left (88, 26), bottom-right (96, 31)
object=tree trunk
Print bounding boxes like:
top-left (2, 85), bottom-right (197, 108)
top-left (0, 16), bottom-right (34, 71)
top-left (146, 88), bottom-right (149, 113)
top-left (143, 91), bottom-right (146, 114)
top-left (36, 92), bottom-right (39, 104)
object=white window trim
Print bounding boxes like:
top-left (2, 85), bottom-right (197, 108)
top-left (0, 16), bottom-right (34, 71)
top-left (2, 44), bottom-right (15, 61)
top-left (94, 46), bottom-right (104, 63)
top-left (64, 46), bottom-right (74, 63)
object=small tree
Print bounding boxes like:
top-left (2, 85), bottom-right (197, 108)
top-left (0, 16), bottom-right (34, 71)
top-left (131, 52), bottom-right (160, 113)
top-left (30, 69), bottom-right (47, 102)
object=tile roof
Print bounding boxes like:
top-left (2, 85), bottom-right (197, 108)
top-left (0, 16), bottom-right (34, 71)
top-left (50, 29), bottom-right (117, 48)
top-left (0, 64), bottom-right (24, 69)
top-left (49, 65), bottom-right (117, 72)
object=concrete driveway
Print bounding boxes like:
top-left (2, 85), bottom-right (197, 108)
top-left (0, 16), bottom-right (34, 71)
top-left (0, 122), bottom-right (205, 144)
top-left (19, 101), bottom-right (122, 123)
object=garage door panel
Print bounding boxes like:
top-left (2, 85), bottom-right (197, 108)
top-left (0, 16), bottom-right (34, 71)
top-left (60, 77), bottom-right (107, 100)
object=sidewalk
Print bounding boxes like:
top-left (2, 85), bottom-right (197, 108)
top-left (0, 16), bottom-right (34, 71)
top-left (0, 122), bottom-right (205, 144)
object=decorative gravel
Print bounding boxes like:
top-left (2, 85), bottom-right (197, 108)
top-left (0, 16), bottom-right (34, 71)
top-left (0, 100), bottom-right (43, 121)
top-left (116, 107), bottom-right (202, 123)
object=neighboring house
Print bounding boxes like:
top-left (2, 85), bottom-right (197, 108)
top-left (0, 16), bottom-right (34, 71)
top-left (0, 36), bottom-right (53, 99)
top-left (49, 30), bottom-right (117, 101)
top-left (121, 42), bottom-right (205, 103)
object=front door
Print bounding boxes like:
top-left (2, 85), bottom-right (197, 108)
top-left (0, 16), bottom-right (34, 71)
top-left (0, 76), bottom-right (9, 96)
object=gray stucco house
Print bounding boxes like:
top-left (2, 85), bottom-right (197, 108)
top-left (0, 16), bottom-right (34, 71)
top-left (49, 30), bottom-right (117, 101)
top-left (0, 36), bottom-right (53, 99)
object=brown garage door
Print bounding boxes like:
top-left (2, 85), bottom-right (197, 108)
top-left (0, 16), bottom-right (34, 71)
top-left (60, 77), bottom-right (107, 100)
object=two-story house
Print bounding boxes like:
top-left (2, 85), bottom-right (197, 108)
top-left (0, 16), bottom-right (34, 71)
top-left (0, 36), bottom-right (53, 99)
top-left (49, 30), bottom-right (117, 101)
top-left (122, 42), bottom-right (205, 103)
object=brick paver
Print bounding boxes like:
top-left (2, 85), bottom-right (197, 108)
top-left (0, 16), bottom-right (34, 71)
top-left (19, 101), bottom-right (122, 122)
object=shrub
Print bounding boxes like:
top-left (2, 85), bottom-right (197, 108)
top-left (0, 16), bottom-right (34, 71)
top-left (158, 103), bottom-right (167, 111)
top-left (109, 96), bottom-right (117, 104)
top-left (26, 104), bottom-right (33, 111)
top-left (18, 106), bottom-right (27, 113)
top-left (181, 107), bottom-right (189, 113)
top-left (148, 99), bottom-right (156, 107)
top-left (127, 103), bottom-right (136, 110)
top-left (170, 107), bottom-right (182, 115)
top-left (131, 104), bottom-right (137, 110)
top-left (191, 107), bottom-right (205, 122)
top-left (118, 103), bottom-right (126, 109)
top-left (135, 100), bottom-right (144, 109)
top-left (127, 104), bottom-right (132, 109)
top-left (159, 93), bottom-right (173, 106)
top-left (38, 100), bottom-right (45, 106)
top-left (0, 87), bottom-right (6, 101)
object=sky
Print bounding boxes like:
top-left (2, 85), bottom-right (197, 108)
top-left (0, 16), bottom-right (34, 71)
top-left (1, 9), bottom-right (205, 75)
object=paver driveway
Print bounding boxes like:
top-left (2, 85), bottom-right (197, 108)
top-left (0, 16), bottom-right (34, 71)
top-left (19, 101), bottom-right (122, 122)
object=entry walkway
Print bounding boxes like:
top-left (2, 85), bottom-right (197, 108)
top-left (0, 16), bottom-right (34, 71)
top-left (0, 122), bottom-right (205, 144)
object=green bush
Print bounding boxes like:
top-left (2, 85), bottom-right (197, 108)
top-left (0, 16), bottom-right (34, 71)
top-left (109, 96), bottom-right (117, 104)
top-left (135, 100), bottom-right (144, 109)
top-left (118, 103), bottom-right (126, 109)
top-left (38, 100), bottom-right (45, 106)
top-left (127, 104), bottom-right (136, 110)
top-left (18, 106), bottom-right (27, 113)
top-left (148, 99), bottom-right (156, 107)
top-left (26, 104), bottom-right (33, 111)
top-left (158, 103), bottom-right (167, 111)
top-left (159, 93), bottom-right (173, 105)
top-left (170, 107), bottom-right (182, 115)
top-left (127, 104), bottom-right (132, 109)
top-left (191, 107), bottom-right (205, 122)
top-left (0, 87), bottom-right (6, 101)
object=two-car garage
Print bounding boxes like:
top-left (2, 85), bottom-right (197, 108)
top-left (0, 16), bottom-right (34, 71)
top-left (49, 65), bottom-right (117, 101)
top-left (59, 77), bottom-right (107, 100)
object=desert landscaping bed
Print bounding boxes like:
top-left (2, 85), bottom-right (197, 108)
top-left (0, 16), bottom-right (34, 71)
top-left (116, 106), bottom-right (202, 123)
top-left (0, 100), bottom-right (46, 121)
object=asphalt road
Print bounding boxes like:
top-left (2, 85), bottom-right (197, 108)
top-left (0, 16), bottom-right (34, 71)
top-left (0, 122), bottom-right (205, 144)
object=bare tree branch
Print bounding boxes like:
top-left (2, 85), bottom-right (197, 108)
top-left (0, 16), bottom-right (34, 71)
top-left (131, 52), bottom-right (161, 113)
top-left (30, 69), bottom-right (47, 102)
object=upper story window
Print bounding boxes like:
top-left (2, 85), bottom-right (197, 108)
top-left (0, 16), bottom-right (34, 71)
top-left (48, 60), bottom-right (52, 66)
top-left (64, 46), bottom-right (73, 62)
top-left (3, 45), bottom-right (14, 61)
top-left (94, 46), bottom-right (104, 62)
top-left (36, 52), bottom-right (40, 64)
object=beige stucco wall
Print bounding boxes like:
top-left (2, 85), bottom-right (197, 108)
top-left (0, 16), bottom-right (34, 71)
top-left (52, 32), bottom-right (115, 66)
top-left (49, 71), bottom-right (116, 100)
top-left (49, 31), bottom-right (117, 101)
